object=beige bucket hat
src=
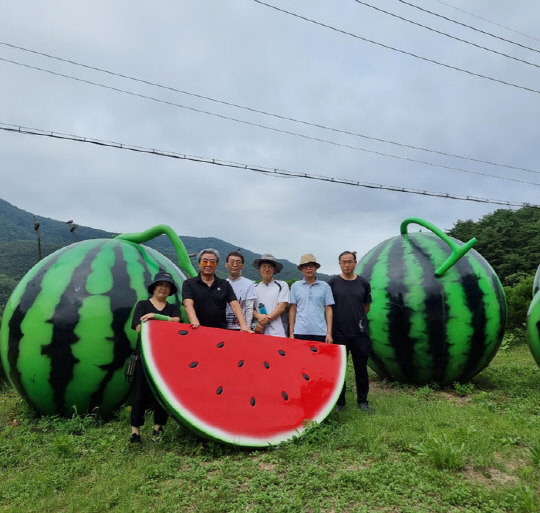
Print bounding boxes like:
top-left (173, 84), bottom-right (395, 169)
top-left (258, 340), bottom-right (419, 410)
top-left (297, 253), bottom-right (321, 270)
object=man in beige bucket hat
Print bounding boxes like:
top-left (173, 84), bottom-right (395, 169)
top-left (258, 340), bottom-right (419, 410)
top-left (289, 254), bottom-right (334, 343)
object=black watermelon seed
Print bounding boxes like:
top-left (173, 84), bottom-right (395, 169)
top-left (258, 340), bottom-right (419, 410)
top-left (216, 386), bottom-right (223, 395)
top-left (302, 373), bottom-right (310, 381)
top-left (250, 397), bottom-right (256, 406)
top-left (281, 391), bottom-right (288, 401)
top-left (217, 342), bottom-right (225, 348)
top-left (278, 350), bottom-right (286, 356)
top-left (263, 361), bottom-right (270, 369)
top-left (189, 361), bottom-right (198, 368)
top-left (238, 360), bottom-right (244, 367)
top-left (179, 330), bottom-right (188, 336)
top-left (309, 346), bottom-right (318, 353)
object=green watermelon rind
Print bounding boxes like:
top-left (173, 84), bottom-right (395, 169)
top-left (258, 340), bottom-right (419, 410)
top-left (526, 292), bottom-right (540, 367)
top-left (356, 232), bottom-right (506, 385)
top-left (0, 239), bottom-right (187, 418)
top-left (141, 322), bottom-right (347, 447)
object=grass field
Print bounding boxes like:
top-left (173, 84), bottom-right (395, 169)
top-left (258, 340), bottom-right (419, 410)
top-left (1, 341), bottom-right (539, 513)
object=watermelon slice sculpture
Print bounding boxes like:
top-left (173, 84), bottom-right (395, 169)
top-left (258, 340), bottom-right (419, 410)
top-left (141, 321), bottom-right (346, 447)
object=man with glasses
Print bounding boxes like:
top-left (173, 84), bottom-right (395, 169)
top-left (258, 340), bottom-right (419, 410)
top-left (329, 251), bottom-right (373, 413)
top-left (225, 251), bottom-right (256, 330)
top-left (182, 248), bottom-right (251, 331)
top-left (289, 254), bottom-right (334, 343)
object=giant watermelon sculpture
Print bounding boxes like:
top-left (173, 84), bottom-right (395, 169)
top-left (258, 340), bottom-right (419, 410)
top-left (526, 264), bottom-right (540, 367)
top-left (0, 225), bottom-right (196, 418)
top-left (141, 321), bottom-right (346, 446)
top-left (356, 217), bottom-right (507, 385)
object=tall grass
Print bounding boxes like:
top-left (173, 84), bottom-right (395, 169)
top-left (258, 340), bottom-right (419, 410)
top-left (0, 343), bottom-right (538, 513)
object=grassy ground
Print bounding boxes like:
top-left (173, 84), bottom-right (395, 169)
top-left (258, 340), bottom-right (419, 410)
top-left (1, 342), bottom-right (539, 513)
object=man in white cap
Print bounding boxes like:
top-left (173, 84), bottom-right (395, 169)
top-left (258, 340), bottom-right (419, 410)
top-left (289, 254), bottom-right (334, 343)
top-left (252, 254), bottom-right (290, 337)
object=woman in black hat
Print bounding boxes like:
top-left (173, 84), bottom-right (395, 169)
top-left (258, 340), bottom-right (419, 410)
top-left (129, 271), bottom-right (181, 443)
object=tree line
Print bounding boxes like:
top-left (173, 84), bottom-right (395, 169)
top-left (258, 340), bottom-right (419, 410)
top-left (1, 206), bottom-right (539, 328)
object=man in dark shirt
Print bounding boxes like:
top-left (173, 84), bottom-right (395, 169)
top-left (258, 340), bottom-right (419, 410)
top-left (182, 248), bottom-right (251, 331)
top-left (329, 250), bottom-right (373, 413)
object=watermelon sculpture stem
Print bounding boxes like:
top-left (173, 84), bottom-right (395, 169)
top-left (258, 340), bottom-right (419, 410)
top-left (115, 225), bottom-right (197, 278)
top-left (400, 217), bottom-right (477, 278)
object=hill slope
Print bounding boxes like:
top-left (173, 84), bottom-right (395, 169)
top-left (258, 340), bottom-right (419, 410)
top-left (0, 196), bottom-right (305, 291)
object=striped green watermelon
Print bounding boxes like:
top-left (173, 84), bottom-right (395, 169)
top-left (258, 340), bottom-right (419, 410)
top-left (141, 322), bottom-right (346, 447)
top-left (526, 265), bottom-right (540, 367)
top-left (0, 225), bottom-right (195, 418)
top-left (356, 217), bottom-right (507, 385)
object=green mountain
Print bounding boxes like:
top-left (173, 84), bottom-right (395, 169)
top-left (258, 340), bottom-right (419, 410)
top-left (0, 197), bottom-right (308, 316)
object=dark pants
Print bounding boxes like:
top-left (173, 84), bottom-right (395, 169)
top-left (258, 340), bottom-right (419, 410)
top-left (294, 334), bottom-right (326, 342)
top-left (334, 336), bottom-right (370, 406)
top-left (130, 358), bottom-right (168, 428)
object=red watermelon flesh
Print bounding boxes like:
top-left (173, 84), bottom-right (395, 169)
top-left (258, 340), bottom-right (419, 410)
top-left (141, 321), bottom-right (346, 447)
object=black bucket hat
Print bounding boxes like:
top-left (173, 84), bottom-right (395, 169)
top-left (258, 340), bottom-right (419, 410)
top-left (147, 271), bottom-right (177, 296)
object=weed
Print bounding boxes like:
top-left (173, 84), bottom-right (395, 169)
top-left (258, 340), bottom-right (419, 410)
top-left (412, 434), bottom-right (466, 471)
top-left (527, 440), bottom-right (540, 467)
top-left (505, 485), bottom-right (539, 513)
top-left (453, 381), bottom-right (475, 397)
top-left (414, 385), bottom-right (434, 401)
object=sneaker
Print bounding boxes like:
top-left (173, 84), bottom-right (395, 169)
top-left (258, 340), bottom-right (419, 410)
top-left (357, 402), bottom-right (373, 413)
top-left (130, 433), bottom-right (142, 444)
top-left (336, 404), bottom-right (345, 411)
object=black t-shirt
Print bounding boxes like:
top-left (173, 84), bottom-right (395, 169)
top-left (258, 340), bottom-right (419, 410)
top-left (181, 274), bottom-right (237, 329)
top-left (131, 299), bottom-right (181, 351)
top-left (328, 275), bottom-right (372, 338)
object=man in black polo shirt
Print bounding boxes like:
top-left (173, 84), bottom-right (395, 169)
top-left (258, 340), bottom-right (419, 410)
top-left (182, 248), bottom-right (252, 331)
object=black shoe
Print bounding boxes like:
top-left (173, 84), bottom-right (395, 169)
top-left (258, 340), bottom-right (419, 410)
top-left (130, 433), bottom-right (142, 444)
top-left (357, 402), bottom-right (373, 413)
top-left (152, 427), bottom-right (164, 441)
top-left (336, 404), bottom-right (345, 411)
top-left (152, 426), bottom-right (164, 436)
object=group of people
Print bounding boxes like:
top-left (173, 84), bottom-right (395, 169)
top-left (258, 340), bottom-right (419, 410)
top-left (129, 249), bottom-right (373, 443)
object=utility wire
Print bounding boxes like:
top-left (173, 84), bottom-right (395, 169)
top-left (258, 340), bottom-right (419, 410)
top-left (353, 0), bottom-right (540, 68)
top-left (432, 0), bottom-right (540, 44)
top-left (0, 122), bottom-right (535, 208)
top-left (1, 40), bottom-right (538, 175)
top-left (397, 0), bottom-right (540, 54)
top-left (2, 56), bottom-right (538, 187)
top-left (250, 0), bottom-right (540, 95)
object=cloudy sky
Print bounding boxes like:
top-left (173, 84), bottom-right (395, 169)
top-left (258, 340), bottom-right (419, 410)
top-left (1, 0), bottom-right (538, 274)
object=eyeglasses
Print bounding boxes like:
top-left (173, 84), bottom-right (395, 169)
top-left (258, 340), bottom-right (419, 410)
top-left (227, 260), bottom-right (243, 266)
top-left (201, 260), bottom-right (217, 267)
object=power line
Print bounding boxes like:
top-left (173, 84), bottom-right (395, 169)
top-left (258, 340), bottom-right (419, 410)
top-left (250, 0), bottom-right (540, 95)
top-left (3, 56), bottom-right (539, 187)
top-left (1, 40), bottom-right (538, 176)
top-left (432, 0), bottom-right (540, 44)
top-left (397, 0), bottom-right (540, 54)
top-left (353, 0), bottom-right (540, 68)
top-left (0, 122), bottom-right (536, 209)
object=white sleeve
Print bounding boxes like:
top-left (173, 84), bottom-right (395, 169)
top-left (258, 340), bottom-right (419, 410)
top-left (244, 298), bottom-right (255, 326)
top-left (278, 281), bottom-right (290, 303)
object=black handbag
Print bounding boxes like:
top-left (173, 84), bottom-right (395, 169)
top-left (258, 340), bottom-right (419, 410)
top-left (124, 353), bottom-right (140, 382)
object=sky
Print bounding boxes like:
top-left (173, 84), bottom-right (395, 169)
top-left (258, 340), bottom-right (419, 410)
top-left (1, 0), bottom-right (539, 275)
